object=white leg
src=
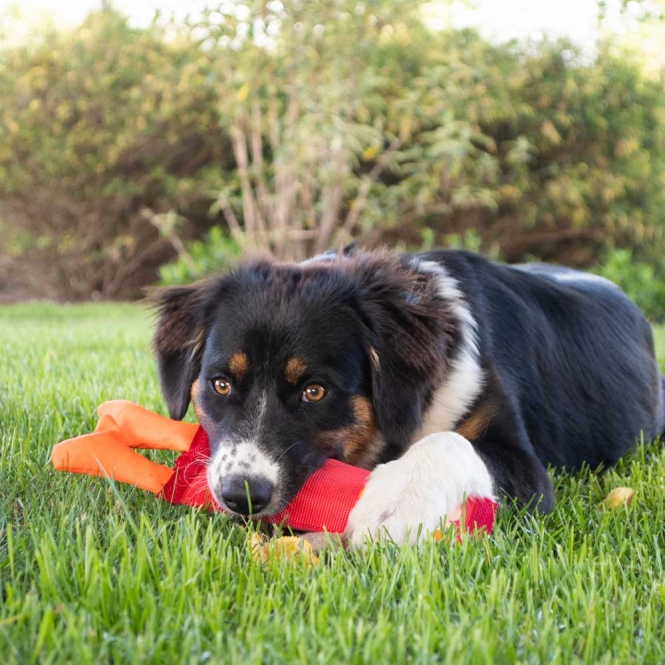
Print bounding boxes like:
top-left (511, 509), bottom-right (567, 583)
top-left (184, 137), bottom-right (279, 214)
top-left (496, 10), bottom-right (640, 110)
top-left (344, 432), bottom-right (495, 548)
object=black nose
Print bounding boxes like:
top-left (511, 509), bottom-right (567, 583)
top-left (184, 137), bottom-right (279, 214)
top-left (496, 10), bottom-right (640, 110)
top-left (220, 475), bottom-right (274, 515)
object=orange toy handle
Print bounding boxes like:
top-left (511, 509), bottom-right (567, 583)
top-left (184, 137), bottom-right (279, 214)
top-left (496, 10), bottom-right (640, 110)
top-left (51, 401), bottom-right (198, 494)
top-left (97, 400), bottom-right (198, 451)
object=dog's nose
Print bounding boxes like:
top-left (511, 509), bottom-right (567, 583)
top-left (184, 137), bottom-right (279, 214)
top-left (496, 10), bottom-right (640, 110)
top-left (220, 475), bottom-right (273, 515)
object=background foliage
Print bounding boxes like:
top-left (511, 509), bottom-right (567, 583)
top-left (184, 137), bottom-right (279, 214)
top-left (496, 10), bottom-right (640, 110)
top-left (1, 1), bottom-right (665, 309)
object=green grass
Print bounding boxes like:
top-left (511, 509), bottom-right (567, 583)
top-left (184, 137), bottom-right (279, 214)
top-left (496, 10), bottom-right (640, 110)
top-left (1, 302), bottom-right (665, 664)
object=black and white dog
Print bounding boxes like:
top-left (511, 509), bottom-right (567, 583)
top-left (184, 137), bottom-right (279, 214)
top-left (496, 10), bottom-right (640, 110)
top-left (153, 248), bottom-right (664, 547)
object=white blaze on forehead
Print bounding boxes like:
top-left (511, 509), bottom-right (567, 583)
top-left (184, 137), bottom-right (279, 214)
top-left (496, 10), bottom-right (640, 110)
top-left (254, 393), bottom-right (268, 436)
top-left (412, 259), bottom-right (484, 437)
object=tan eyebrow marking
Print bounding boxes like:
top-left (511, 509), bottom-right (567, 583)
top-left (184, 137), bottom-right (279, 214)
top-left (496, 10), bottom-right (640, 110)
top-left (312, 396), bottom-right (382, 470)
top-left (285, 357), bottom-right (307, 384)
top-left (229, 352), bottom-right (249, 380)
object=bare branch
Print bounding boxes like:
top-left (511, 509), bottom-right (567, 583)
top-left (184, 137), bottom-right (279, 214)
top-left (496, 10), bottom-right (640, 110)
top-left (315, 146), bottom-right (349, 253)
top-left (216, 192), bottom-right (248, 249)
top-left (251, 96), bottom-right (275, 230)
top-left (230, 121), bottom-right (269, 250)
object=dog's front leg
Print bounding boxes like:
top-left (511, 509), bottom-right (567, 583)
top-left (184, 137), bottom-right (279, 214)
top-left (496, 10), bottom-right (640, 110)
top-left (344, 432), bottom-right (496, 549)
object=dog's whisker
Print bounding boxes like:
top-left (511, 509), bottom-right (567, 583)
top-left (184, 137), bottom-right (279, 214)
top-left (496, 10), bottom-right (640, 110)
top-left (275, 441), bottom-right (300, 463)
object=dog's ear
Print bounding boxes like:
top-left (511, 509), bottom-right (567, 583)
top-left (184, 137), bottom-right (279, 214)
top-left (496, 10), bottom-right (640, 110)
top-left (350, 254), bottom-right (456, 449)
top-left (150, 282), bottom-right (214, 420)
top-left (340, 241), bottom-right (358, 257)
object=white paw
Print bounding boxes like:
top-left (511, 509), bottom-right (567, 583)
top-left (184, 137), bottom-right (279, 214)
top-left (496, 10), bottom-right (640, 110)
top-left (344, 432), bottom-right (495, 549)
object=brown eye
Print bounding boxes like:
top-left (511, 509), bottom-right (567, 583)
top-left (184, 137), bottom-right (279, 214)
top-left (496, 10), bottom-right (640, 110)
top-left (212, 378), bottom-right (232, 395)
top-left (302, 384), bottom-right (327, 403)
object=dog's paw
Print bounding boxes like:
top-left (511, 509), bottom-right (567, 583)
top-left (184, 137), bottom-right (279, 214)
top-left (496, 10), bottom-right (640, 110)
top-left (344, 432), bottom-right (495, 549)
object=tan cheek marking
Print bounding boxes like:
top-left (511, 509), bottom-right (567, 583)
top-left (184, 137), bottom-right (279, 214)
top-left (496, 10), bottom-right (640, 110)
top-left (313, 396), bottom-right (383, 470)
top-left (191, 378), bottom-right (205, 423)
top-left (344, 396), bottom-right (382, 468)
top-left (455, 402), bottom-right (495, 442)
top-left (229, 352), bottom-right (249, 381)
top-left (285, 357), bottom-right (307, 384)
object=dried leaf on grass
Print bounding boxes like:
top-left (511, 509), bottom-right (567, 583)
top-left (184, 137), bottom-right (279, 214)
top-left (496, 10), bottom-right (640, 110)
top-left (250, 533), bottom-right (321, 567)
top-left (602, 487), bottom-right (636, 510)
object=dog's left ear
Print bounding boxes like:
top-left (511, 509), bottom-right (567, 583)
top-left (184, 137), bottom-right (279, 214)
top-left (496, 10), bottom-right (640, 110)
top-left (350, 254), bottom-right (456, 449)
top-left (150, 281), bottom-right (215, 420)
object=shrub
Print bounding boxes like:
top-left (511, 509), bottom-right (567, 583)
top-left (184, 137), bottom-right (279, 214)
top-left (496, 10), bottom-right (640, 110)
top-left (158, 227), bottom-right (241, 286)
top-left (593, 249), bottom-right (665, 322)
top-left (0, 9), bottom-right (227, 298)
top-left (2, 3), bottom-right (665, 298)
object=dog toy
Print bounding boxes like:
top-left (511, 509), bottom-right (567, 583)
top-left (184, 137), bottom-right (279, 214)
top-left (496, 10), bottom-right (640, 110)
top-left (51, 400), bottom-right (497, 539)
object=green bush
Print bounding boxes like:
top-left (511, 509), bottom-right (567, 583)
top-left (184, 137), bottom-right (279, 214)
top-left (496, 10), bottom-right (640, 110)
top-left (593, 249), bottom-right (665, 322)
top-left (0, 9), bottom-right (227, 298)
top-left (158, 227), bottom-right (241, 286)
top-left (2, 3), bottom-right (665, 298)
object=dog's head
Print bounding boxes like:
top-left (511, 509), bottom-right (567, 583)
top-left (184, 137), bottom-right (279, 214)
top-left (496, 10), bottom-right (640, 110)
top-left (152, 251), bottom-right (454, 517)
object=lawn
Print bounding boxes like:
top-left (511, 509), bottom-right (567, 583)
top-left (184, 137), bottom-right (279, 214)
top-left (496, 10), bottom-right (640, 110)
top-left (1, 302), bottom-right (665, 664)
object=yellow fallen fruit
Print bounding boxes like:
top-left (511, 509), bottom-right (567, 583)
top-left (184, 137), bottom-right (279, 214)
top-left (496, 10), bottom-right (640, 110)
top-left (602, 487), bottom-right (635, 510)
top-left (250, 533), bottom-right (320, 567)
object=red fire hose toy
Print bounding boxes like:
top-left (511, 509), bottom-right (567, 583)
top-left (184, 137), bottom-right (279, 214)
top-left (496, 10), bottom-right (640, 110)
top-left (51, 400), bottom-right (497, 541)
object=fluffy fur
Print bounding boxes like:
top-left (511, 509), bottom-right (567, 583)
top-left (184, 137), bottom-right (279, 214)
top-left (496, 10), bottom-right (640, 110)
top-left (152, 248), bottom-right (664, 545)
top-left (345, 431), bottom-right (495, 547)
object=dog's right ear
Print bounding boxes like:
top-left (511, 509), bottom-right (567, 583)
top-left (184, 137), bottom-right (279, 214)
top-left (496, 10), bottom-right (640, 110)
top-left (150, 282), bottom-right (214, 421)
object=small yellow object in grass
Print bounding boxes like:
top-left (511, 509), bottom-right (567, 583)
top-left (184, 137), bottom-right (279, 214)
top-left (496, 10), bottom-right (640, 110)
top-left (602, 487), bottom-right (636, 510)
top-left (251, 533), bottom-right (320, 567)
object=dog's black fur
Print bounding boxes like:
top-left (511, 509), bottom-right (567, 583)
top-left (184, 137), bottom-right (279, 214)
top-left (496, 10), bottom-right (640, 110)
top-left (153, 248), bottom-right (664, 518)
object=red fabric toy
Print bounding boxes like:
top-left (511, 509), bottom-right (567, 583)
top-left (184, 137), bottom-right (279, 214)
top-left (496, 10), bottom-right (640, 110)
top-left (52, 400), bottom-right (497, 539)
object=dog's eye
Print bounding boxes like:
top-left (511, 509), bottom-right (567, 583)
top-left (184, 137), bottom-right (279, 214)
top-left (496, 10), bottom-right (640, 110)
top-left (212, 377), bottom-right (232, 395)
top-left (302, 384), bottom-right (327, 403)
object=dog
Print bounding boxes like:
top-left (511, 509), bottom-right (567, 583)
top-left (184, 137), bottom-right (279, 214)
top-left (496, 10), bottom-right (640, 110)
top-left (152, 247), bottom-right (664, 547)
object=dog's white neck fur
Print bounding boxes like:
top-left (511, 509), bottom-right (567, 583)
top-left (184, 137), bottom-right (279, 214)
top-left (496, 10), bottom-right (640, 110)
top-left (413, 259), bottom-right (484, 439)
